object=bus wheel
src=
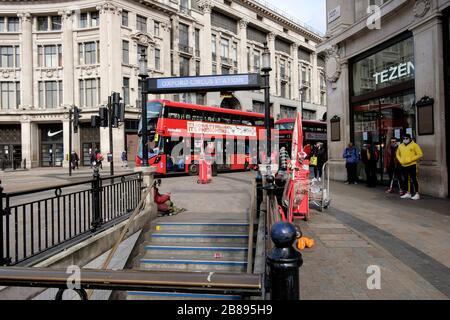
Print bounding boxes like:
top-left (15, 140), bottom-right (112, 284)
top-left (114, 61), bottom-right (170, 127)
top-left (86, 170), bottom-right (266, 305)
top-left (188, 164), bottom-right (199, 176)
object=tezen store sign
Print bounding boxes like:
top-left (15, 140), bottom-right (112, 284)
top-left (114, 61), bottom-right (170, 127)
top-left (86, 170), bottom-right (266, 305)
top-left (372, 61), bottom-right (415, 85)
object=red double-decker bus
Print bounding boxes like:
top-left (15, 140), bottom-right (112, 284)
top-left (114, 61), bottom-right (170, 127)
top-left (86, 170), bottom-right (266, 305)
top-left (275, 118), bottom-right (327, 152)
top-left (135, 100), bottom-right (274, 175)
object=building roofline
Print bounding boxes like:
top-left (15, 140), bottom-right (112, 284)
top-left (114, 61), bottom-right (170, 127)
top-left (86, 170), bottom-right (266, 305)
top-left (237, 0), bottom-right (324, 42)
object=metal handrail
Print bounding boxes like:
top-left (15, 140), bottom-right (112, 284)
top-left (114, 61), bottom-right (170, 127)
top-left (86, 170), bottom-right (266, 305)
top-left (0, 267), bottom-right (262, 298)
top-left (1, 172), bottom-right (143, 266)
top-left (246, 179), bottom-right (257, 274)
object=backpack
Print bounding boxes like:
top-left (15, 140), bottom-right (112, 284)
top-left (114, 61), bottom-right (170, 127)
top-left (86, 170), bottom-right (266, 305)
top-left (96, 153), bottom-right (104, 162)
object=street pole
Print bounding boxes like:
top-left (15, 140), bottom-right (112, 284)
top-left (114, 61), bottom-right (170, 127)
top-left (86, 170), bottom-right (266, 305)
top-left (261, 43), bottom-right (273, 162)
top-left (264, 71), bottom-right (271, 160)
top-left (139, 48), bottom-right (149, 167)
top-left (108, 95), bottom-right (114, 176)
top-left (69, 108), bottom-right (73, 177)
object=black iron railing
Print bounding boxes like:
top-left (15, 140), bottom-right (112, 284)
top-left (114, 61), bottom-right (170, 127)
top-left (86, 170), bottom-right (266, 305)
top-left (0, 172), bottom-right (142, 266)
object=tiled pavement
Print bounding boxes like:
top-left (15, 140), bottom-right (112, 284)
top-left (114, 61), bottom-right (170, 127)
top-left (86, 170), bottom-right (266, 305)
top-left (297, 181), bottom-right (450, 300)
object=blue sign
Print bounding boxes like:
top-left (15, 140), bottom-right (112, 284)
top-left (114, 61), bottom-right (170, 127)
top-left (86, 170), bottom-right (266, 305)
top-left (147, 73), bottom-right (261, 94)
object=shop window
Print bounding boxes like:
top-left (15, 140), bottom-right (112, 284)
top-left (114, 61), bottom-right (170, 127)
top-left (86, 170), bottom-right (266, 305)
top-left (352, 36), bottom-right (415, 96)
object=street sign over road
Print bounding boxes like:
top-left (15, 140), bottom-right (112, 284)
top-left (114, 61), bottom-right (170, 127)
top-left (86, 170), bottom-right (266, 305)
top-left (147, 73), bottom-right (262, 94)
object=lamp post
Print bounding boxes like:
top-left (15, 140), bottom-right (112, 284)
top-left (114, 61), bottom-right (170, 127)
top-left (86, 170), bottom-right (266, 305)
top-left (261, 42), bottom-right (272, 161)
top-left (139, 48), bottom-right (149, 167)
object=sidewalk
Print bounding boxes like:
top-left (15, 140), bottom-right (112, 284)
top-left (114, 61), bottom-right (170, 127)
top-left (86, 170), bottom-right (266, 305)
top-left (0, 166), bottom-right (134, 193)
top-left (297, 181), bottom-right (450, 300)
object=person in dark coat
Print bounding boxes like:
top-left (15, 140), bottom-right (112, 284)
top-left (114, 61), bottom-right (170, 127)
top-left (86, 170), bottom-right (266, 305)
top-left (361, 143), bottom-right (378, 188)
top-left (312, 142), bottom-right (326, 181)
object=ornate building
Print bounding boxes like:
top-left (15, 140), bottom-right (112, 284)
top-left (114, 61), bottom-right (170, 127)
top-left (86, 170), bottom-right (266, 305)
top-left (319, 0), bottom-right (450, 197)
top-left (0, 0), bottom-right (326, 169)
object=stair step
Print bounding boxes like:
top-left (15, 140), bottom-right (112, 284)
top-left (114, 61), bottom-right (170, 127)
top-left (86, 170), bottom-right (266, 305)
top-left (145, 245), bottom-right (248, 260)
top-left (154, 222), bottom-right (249, 233)
top-left (127, 291), bottom-right (241, 300)
top-left (149, 233), bottom-right (249, 245)
top-left (140, 258), bottom-right (247, 272)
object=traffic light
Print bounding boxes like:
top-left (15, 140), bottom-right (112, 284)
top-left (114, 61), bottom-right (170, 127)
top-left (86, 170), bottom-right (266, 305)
top-left (99, 107), bottom-right (108, 127)
top-left (73, 106), bottom-right (81, 133)
top-left (111, 92), bottom-right (125, 128)
top-left (91, 115), bottom-right (100, 127)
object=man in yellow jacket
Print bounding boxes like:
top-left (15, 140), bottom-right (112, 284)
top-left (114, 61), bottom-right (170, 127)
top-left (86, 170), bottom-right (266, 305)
top-left (396, 134), bottom-right (423, 200)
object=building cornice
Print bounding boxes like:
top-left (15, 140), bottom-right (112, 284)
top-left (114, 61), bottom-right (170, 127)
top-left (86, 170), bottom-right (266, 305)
top-left (236, 0), bottom-right (324, 43)
top-left (318, 0), bottom-right (411, 53)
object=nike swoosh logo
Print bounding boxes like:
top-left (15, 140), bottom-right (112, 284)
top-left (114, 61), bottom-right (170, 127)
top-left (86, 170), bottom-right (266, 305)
top-left (48, 130), bottom-right (63, 137)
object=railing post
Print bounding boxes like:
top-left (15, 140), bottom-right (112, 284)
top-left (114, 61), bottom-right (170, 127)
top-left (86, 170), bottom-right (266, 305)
top-left (91, 167), bottom-right (103, 230)
top-left (267, 222), bottom-right (303, 300)
top-left (0, 180), bottom-right (10, 266)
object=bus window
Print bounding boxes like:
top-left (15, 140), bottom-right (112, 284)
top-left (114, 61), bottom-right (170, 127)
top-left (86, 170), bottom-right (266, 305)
top-left (185, 109), bottom-right (192, 120)
top-left (219, 114), bottom-right (231, 124)
top-left (205, 112), bottom-right (217, 123)
top-left (242, 118), bottom-right (252, 126)
top-left (231, 115), bottom-right (242, 125)
top-left (254, 119), bottom-right (264, 126)
top-left (192, 110), bottom-right (204, 121)
top-left (167, 108), bottom-right (183, 119)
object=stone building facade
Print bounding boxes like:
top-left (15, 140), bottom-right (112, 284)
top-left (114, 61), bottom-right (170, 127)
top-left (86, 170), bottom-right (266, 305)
top-left (319, 0), bottom-right (450, 197)
top-left (0, 0), bottom-right (326, 169)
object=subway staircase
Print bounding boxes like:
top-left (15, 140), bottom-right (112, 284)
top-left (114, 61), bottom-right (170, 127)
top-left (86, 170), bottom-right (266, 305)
top-left (127, 221), bottom-right (251, 300)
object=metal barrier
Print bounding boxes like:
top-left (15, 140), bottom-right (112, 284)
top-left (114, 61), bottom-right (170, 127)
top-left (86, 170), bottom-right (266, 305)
top-left (0, 267), bottom-right (262, 299)
top-left (0, 172), bottom-right (142, 266)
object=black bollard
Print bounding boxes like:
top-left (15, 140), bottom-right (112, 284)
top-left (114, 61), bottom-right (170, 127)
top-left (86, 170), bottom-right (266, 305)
top-left (91, 167), bottom-right (103, 230)
top-left (267, 221), bottom-right (303, 300)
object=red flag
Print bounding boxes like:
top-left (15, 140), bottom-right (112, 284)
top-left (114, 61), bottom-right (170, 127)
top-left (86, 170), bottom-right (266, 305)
top-left (291, 112), bottom-right (304, 167)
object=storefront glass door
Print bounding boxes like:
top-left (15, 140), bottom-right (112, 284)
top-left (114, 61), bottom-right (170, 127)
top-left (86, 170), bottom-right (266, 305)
top-left (353, 92), bottom-right (416, 183)
top-left (39, 124), bottom-right (64, 167)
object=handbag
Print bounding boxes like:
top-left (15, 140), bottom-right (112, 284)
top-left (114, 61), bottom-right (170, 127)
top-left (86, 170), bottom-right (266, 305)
top-left (310, 156), bottom-right (318, 166)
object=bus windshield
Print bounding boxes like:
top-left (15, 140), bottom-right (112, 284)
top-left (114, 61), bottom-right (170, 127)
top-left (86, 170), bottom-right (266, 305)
top-left (138, 101), bottom-right (163, 133)
top-left (275, 122), bottom-right (295, 130)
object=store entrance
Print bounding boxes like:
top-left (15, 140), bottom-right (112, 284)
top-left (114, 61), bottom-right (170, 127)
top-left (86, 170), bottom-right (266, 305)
top-left (0, 124), bottom-right (22, 170)
top-left (39, 123), bottom-right (64, 167)
top-left (80, 123), bottom-right (100, 167)
top-left (353, 92), bottom-right (416, 184)
top-left (0, 144), bottom-right (22, 170)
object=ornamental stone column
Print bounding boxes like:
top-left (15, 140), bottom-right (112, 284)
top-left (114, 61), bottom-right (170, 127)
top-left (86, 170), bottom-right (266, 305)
top-left (199, 0), bottom-right (213, 75)
top-left (97, 2), bottom-right (125, 167)
top-left (311, 52), bottom-right (319, 105)
top-left (291, 43), bottom-right (299, 101)
top-left (411, 12), bottom-right (447, 197)
top-left (267, 33), bottom-right (276, 96)
top-left (238, 19), bottom-right (248, 73)
top-left (59, 10), bottom-right (75, 108)
top-left (17, 13), bottom-right (33, 109)
top-left (171, 15), bottom-right (180, 77)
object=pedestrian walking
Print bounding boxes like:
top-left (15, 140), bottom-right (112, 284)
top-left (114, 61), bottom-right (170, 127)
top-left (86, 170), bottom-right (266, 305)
top-left (396, 134), bottom-right (423, 200)
top-left (91, 149), bottom-right (103, 169)
top-left (343, 143), bottom-right (359, 184)
top-left (361, 143), bottom-right (378, 188)
top-left (384, 138), bottom-right (403, 194)
top-left (70, 151), bottom-right (79, 170)
top-left (121, 150), bottom-right (128, 168)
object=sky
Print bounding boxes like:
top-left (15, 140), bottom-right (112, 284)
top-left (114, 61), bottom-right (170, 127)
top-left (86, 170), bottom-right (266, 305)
top-left (267, 0), bottom-right (327, 35)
